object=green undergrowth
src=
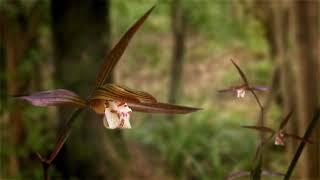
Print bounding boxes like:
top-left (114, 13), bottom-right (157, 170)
top-left (128, 109), bottom-right (260, 179)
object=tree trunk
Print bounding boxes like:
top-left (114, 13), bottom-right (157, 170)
top-left (51, 0), bottom-right (126, 178)
top-left (270, 0), bottom-right (302, 162)
top-left (168, 0), bottom-right (187, 105)
top-left (0, 4), bottom-right (40, 176)
top-left (293, 1), bottom-right (320, 178)
top-left (3, 25), bottom-right (24, 177)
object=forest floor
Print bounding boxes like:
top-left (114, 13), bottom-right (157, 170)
top-left (124, 142), bottom-right (174, 180)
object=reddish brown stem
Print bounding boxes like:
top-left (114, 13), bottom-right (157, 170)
top-left (42, 162), bottom-right (49, 180)
top-left (36, 108), bottom-right (84, 180)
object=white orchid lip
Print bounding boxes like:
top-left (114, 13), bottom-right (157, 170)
top-left (275, 131), bottom-right (285, 146)
top-left (236, 88), bottom-right (246, 98)
top-left (103, 100), bottom-right (132, 129)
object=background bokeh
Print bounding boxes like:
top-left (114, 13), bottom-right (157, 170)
top-left (1, 0), bottom-right (319, 179)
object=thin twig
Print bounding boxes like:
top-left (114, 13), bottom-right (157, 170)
top-left (249, 82), bottom-right (272, 180)
top-left (283, 109), bottom-right (320, 180)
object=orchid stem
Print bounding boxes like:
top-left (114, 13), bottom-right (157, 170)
top-left (42, 162), bottom-right (49, 180)
top-left (249, 90), bottom-right (265, 180)
top-left (250, 90), bottom-right (265, 139)
top-left (284, 109), bottom-right (320, 180)
top-left (48, 108), bottom-right (84, 162)
top-left (37, 108), bottom-right (84, 180)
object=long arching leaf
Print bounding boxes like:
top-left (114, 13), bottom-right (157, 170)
top-left (94, 6), bottom-right (155, 88)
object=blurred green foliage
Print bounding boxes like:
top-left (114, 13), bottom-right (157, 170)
top-left (129, 109), bottom-right (258, 179)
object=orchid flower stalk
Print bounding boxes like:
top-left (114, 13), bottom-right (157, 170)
top-left (17, 6), bottom-right (199, 130)
top-left (218, 60), bottom-right (269, 109)
top-left (19, 83), bottom-right (199, 129)
top-left (241, 111), bottom-right (314, 146)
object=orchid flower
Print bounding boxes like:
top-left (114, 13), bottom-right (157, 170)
top-left (219, 84), bottom-right (269, 99)
top-left (241, 111), bottom-right (313, 146)
top-left (218, 60), bottom-right (269, 100)
top-left (14, 7), bottom-right (200, 178)
top-left (18, 84), bottom-right (199, 129)
top-left (103, 101), bottom-right (132, 129)
top-left (16, 6), bottom-right (200, 129)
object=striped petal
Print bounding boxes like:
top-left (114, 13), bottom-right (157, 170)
top-left (127, 102), bottom-right (201, 114)
top-left (251, 85), bottom-right (270, 91)
top-left (16, 89), bottom-right (86, 107)
top-left (241, 125), bottom-right (275, 134)
top-left (283, 132), bottom-right (314, 144)
top-left (89, 83), bottom-right (157, 112)
top-left (94, 6), bottom-right (155, 88)
top-left (230, 59), bottom-right (249, 85)
top-left (90, 84), bottom-right (200, 115)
